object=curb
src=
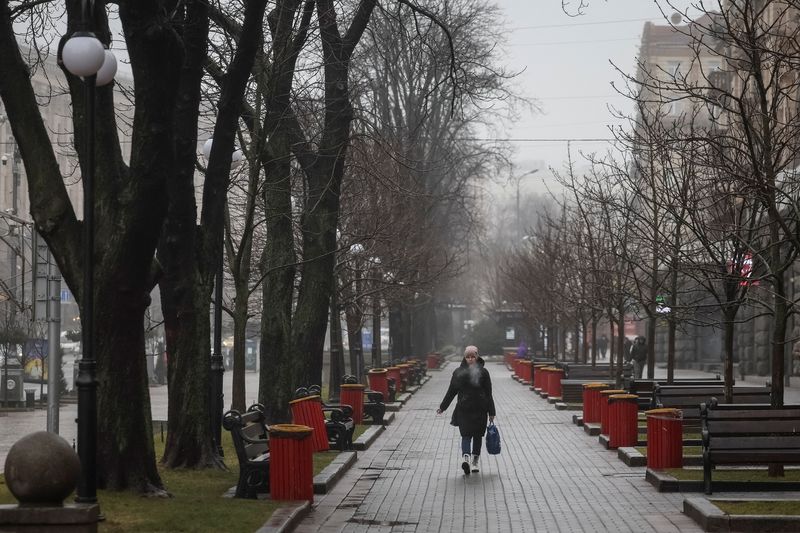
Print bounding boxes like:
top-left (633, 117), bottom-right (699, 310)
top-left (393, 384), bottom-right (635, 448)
top-left (617, 447), bottom-right (646, 467)
top-left (645, 468), bottom-right (698, 492)
top-left (599, 434), bottom-right (645, 449)
top-left (684, 497), bottom-right (800, 532)
top-left (256, 501), bottom-right (311, 533)
top-left (353, 425), bottom-right (385, 451)
top-left (583, 422), bottom-right (601, 436)
top-left (313, 451), bottom-right (357, 494)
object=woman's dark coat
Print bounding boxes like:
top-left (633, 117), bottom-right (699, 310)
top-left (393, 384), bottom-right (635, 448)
top-left (439, 356), bottom-right (496, 437)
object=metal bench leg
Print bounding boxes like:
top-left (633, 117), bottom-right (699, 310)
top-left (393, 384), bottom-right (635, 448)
top-left (703, 453), bottom-right (712, 495)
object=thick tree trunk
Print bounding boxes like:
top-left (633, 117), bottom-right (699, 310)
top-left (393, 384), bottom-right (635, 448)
top-left (345, 303), bottom-right (364, 379)
top-left (258, 154), bottom-right (297, 423)
top-left (371, 294), bottom-right (382, 367)
top-left (230, 286), bottom-right (249, 412)
top-left (160, 273), bottom-right (221, 468)
top-left (723, 308), bottom-right (736, 403)
top-left (329, 287), bottom-right (344, 399)
top-left (95, 275), bottom-right (163, 492)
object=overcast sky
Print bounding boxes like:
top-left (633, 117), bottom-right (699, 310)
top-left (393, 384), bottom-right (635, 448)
top-left (489, 0), bottom-right (695, 194)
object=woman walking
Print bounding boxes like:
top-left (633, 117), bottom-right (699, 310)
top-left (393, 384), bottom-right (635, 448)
top-left (436, 345), bottom-right (496, 475)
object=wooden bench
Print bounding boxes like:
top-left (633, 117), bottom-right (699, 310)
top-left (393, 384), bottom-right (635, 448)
top-left (222, 404), bottom-right (270, 499)
top-left (363, 390), bottom-right (386, 425)
top-left (627, 378), bottom-right (725, 410)
top-left (701, 400), bottom-right (800, 494)
top-left (653, 385), bottom-right (771, 428)
top-left (557, 363), bottom-right (632, 381)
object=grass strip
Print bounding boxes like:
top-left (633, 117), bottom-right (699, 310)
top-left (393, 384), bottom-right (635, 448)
top-left (634, 446), bottom-right (701, 456)
top-left (713, 500), bottom-right (800, 516)
top-left (665, 468), bottom-right (800, 482)
top-left (1, 429), bottom-right (343, 532)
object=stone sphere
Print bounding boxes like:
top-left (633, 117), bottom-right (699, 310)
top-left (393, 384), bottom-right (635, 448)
top-left (4, 431), bottom-right (81, 505)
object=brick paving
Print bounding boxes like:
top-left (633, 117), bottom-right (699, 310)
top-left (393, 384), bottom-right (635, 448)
top-left (3, 362), bottom-right (799, 531)
top-left (295, 361), bottom-right (703, 533)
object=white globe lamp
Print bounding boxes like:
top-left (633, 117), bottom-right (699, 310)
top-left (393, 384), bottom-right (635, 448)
top-left (95, 50), bottom-right (118, 86)
top-left (61, 33), bottom-right (105, 78)
top-left (202, 138), bottom-right (214, 159)
top-left (231, 149), bottom-right (243, 168)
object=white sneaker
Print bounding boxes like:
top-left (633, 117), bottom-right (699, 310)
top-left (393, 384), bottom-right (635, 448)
top-left (471, 454), bottom-right (480, 473)
top-left (461, 454), bottom-right (471, 475)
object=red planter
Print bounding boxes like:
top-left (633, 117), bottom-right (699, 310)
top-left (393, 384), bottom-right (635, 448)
top-left (599, 389), bottom-right (625, 435)
top-left (538, 367), bottom-right (553, 394)
top-left (533, 365), bottom-right (548, 390)
top-left (289, 395), bottom-right (329, 452)
top-left (646, 408), bottom-right (683, 469)
top-left (269, 424), bottom-right (314, 502)
top-left (367, 368), bottom-right (389, 400)
top-left (340, 383), bottom-right (365, 424)
top-left (607, 394), bottom-right (639, 449)
top-left (386, 367), bottom-right (402, 393)
top-left (547, 368), bottom-right (564, 398)
top-left (518, 360), bottom-right (532, 384)
top-left (582, 382), bottom-right (610, 424)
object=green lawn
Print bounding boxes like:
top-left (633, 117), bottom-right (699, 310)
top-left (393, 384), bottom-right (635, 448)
top-left (713, 500), bottom-right (800, 516)
top-left (0, 428), bottom-right (350, 532)
top-left (665, 468), bottom-right (800, 482)
top-left (634, 446), bottom-right (701, 456)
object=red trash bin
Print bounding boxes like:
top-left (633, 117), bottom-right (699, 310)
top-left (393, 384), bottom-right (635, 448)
top-left (599, 389), bottom-right (625, 435)
top-left (646, 408), bottom-right (683, 469)
top-left (607, 394), bottom-right (639, 449)
top-left (519, 360), bottom-right (532, 384)
top-left (547, 368), bottom-right (564, 398)
top-left (289, 395), bottom-right (329, 452)
top-left (386, 367), bottom-right (402, 393)
top-left (533, 364), bottom-right (548, 390)
top-left (397, 364), bottom-right (410, 392)
top-left (426, 353), bottom-right (440, 369)
top-left (539, 367), bottom-right (554, 395)
top-left (367, 368), bottom-right (389, 401)
top-left (340, 383), bottom-right (365, 424)
top-left (505, 352), bottom-right (514, 369)
top-left (269, 424), bottom-right (314, 502)
top-left (582, 382), bottom-right (610, 424)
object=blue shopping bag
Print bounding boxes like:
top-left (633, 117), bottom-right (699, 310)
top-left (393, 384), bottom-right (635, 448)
top-left (486, 422), bottom-right (501, 455)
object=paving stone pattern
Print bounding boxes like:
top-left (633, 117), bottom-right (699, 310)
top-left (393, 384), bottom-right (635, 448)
top-left (295, 362), bottom-right (702, 533)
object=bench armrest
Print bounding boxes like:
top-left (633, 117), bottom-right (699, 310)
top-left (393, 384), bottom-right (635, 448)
top-left (366, 391), bottom-right (384, 403)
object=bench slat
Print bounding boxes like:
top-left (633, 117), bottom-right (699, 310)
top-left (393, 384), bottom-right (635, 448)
top-left (710, 435), bottom-right (800, 448)
top-left (710, 450), bottom-right (800, 463)
top-left (707, 408), bottom-right (800, 420)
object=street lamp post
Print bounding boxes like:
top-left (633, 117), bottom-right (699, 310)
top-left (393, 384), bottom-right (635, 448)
top-left (515, 169), bottom-right (539, 242)
top-left (368, 256), bottom-right (381, 367)
top-left (60, 0), bottom-right (117, 504)
top-left (202, 138), bottom-right (241, 457)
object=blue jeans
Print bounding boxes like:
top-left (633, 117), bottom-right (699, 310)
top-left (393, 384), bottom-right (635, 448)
top-left (461, 436), bottom-right (482, 456)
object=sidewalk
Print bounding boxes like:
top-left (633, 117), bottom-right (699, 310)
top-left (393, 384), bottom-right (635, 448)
top-left (294, 361), bottom-right (703, 533)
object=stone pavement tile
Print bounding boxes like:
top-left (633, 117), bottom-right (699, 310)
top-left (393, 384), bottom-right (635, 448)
top-left (292, 361), bottom-right (704, 533)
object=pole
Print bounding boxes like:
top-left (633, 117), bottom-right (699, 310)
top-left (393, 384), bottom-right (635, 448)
top-left (76, 75), bottom-right (97, 504)
top-left (372, 289), bottom-right (381, 367)
top-left (46, 249), bottom-right (61, 433)
top-left (211, 258), bottom-right (224, 457)
top-left (516, 177), bottom-right (521, 242)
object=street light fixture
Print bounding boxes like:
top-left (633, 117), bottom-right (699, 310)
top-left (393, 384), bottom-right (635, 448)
top-left (201, 138), bottom-right (243, 456)
top-left (60, 0), bottom-right (117, 505)
top-left (514, 169), bottom-right (540, 242)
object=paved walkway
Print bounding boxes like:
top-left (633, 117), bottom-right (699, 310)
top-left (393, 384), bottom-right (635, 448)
top-left (296, 361), bottom-right (703, 533)
top-left (2, 361), bottom-right (799, 531)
